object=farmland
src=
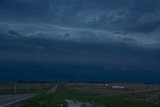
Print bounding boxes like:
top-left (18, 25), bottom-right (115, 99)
top-left (21, 82), bottom-right (160, 107)
top-left (0, 82), bottom-right (53, 95)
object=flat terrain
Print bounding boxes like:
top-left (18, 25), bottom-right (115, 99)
top-left (21, 83), bottom-right (160, 107)
top-left (0, 94), bottom-right (36, 107)
top-left (66, 83), bottom-right (160, 94)
top-left (0, 82), bottom-right (54, 107)
top-left (0, 82), bottom-right (53, 95)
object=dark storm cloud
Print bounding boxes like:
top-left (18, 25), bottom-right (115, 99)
top-left (81, 0), bottom-right (160, 33)
top-left (0, 0), bottom-right (160, 82)
top-left (0, 37), bottom-right (160, 71)
top-left (0, 0), bottom-right (160, 33)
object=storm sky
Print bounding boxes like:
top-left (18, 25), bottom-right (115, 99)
top-left (0, 0), bottom-right (160, 82)
top-left (0, 0), bottom-right (160, 44)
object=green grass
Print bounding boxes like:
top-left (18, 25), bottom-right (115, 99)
top-left (0, 89), bottom-right (48, 95)
top-left (22, 83), bottom-right (159, 107)
top-left (0, 83), bottom-right (53, 95)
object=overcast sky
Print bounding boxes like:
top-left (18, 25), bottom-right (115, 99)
top-left (0, 0), bottom-right (160, 81)
top-left (0, 0), bottom-right (160, 44)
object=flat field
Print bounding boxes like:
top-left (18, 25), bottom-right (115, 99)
top-left (21, 82), bottom-right (160, 107)
top-left (0, 82), bottom-right (53, 94)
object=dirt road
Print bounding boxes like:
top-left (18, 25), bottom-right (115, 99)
top-left (47, 83), bottom-right (58, 94)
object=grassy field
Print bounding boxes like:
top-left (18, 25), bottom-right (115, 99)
top-left (21, 83), bottom-right (160, 107)
top-left (0, 82), bottom-right (53, 95)
top-left (0, 89), bottom-right (48, 95)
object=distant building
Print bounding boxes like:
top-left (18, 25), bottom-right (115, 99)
top-left (112, 86), bottom-right (125, 89)
top-left (105, 84), bottom-right (108, 86)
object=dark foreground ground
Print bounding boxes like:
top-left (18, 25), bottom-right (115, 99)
top-left (7, 82), bottom-right (159, 107)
